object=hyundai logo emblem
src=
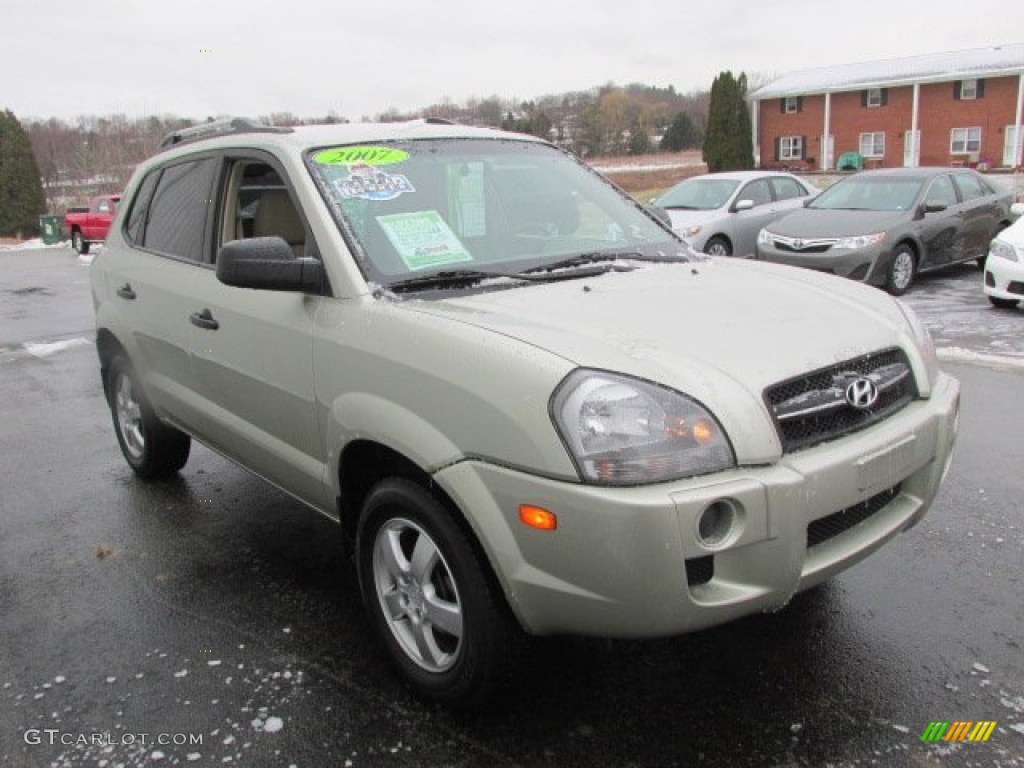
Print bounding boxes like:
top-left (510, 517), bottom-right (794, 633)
top-left (793, 239), bottom-right (805, 250)
top-left (845, 377), bottom-right (879, 409)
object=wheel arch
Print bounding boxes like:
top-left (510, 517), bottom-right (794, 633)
top-left (704, 233), bottom-right (732, 254)
top-left (95, 328), bottom-right (127, 402)
top-left (337, 439), bottom-right (516, 625)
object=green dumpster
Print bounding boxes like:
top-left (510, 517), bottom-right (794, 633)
top-left (39, 215), bottom-right (62, 245)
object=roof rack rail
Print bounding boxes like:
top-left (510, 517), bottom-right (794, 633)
top-left (158, 118), bottom-right (293, 150)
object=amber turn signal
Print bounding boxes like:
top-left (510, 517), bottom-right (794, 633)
top-left (519, 504), bottom-right (557, 531)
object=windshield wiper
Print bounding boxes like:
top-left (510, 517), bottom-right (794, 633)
top-left (386, 264), bottom-right (633, 292)
top-left (525, 251), bottom-right (684, 274)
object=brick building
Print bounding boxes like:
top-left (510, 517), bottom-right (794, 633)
top-left (749, 44), bottom-right (1024, 171)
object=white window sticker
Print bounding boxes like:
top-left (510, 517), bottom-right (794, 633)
top-left (376, 211), bottom-right (473, 271)
top-left (448, 163), bottom-right (487, 238)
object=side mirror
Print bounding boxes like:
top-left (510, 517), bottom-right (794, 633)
top-left (922, 200), bottom-right (948, 214)
top-left (216, 237), bottom-right (324, 293)
top-left (644, 204), bottom-right (672, 227)
top-left (732, 199), bottom-right (754, 212)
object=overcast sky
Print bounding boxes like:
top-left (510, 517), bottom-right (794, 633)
top-left (4, 0), bottom-right (1023, 122)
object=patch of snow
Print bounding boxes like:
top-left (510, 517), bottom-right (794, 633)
top-left (24, 338), bottom-right (92, 358)
top-left (263, 716), bottom-right (284, 734)
top-left (174, 669), bottom-right (189, 678)
top-left (972, 662), bottom-right (990, 674)
top-left (1010, 723), bottom-right (1024, 735)
top-left (937, 347), bottom-right (1024, 372)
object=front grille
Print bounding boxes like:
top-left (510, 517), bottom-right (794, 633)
top-left (765, 348), bottom-right (917, 453)
top-left (807, 484), bottom-right (901, 548)
top-left (775, 241), bottom-right (832, 254)
top-left (767, 234), bottom-right (839, 254)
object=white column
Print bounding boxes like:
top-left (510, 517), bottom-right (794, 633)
top-left (822, 92), bottom-right (831, 170)
top-left (1015, 72), bottom-right (1024, 168)
top-left (909, 82), bottom-right (921, 168)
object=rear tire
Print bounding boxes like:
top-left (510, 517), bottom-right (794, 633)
top-left (885, 244), bottom-right (916, 296)
top-left (107, 355), bottom-right (190, 479)
top-left (72, 230), bottom-right (90, 255)
top-left (356, 478), bottom-right (518, 708)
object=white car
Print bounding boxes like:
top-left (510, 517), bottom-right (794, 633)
top-left (984, 213), bottom-right (1024, 309)
top-left (651, 171), bottom-right (818, 258)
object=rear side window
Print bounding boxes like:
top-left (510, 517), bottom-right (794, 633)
top-left (953, 173), bottom-right (986, 201)
top-left (770, 177), bottom-right (806, 201)
top-left (128, 158), bottom-right (218, 261)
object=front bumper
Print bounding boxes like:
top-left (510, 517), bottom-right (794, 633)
top-left (434, 372), bottom-right (960, 638)
top-left (756, 240), bottom-right (890, 286)
top-left (983, 256), bottom-right (1024, 303)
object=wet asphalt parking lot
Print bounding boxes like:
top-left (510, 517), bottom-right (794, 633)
top-left (1, 245), bottom-right (1022, 767)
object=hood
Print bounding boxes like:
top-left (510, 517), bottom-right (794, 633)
top-left (665, 208), bottom-right (721, 232)
top-left (768, 208), bottom-right (909, 238)
top-left (400, 260), bottom-right (916, 462)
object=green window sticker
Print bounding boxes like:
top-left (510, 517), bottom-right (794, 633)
top-left (313, 146), bottom-right (409, 166)
top-left (376, 211), bottom-right (473, 271)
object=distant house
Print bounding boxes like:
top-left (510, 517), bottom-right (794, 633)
top-left (749, 44), bottom-right (1024, 171)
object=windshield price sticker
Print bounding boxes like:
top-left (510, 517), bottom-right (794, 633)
top-left (313, 146), bottom-right (409, 166)
top-left (376, 210), bottom-right (473, 271)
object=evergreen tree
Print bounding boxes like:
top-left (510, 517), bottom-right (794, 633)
top-left (702, 72), bottom-right (754, 172)
top-left (627, 117), bottom-right (653, 155)
top-left (660, 111), bottom-right (702, 151)
top-left (0, 109), bottom-right (47, 237)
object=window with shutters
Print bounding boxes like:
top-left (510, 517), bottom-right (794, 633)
top-left (780, 136), bottom-right (803, 160)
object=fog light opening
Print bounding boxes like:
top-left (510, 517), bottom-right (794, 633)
top-left (697, 500), bottom-right (737, 548)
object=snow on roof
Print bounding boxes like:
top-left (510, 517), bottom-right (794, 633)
top-left (750, 43), bottom-right (1024, 100)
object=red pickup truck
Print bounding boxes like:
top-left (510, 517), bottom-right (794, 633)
top-left (64, 195), bottom-right (120, 254)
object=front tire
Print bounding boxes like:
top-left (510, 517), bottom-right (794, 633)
top-left (704, 236), bottom-right (732, 257)
top-left (357, 478), bottom-right (517, 707)
top-left (107, 355), bottom-right (190, 479)
top-left (988, 296), bottom-right (1020, 309)
top-left (885, 244), bottom-right (916, 295)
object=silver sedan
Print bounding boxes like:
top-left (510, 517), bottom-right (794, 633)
top-left (652, 171), bottom-right (818, 258)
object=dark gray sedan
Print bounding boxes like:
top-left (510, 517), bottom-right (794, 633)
top-left (755, 168), bottom-right (1013, 295)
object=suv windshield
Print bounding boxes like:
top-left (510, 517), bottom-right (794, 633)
top-left (306, 138), bottom-right (683, 287)
top-left (809, 175), bottom-right (925, 212)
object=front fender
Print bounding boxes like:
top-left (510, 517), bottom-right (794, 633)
top-left (323, 391), bottom-right (465, 499)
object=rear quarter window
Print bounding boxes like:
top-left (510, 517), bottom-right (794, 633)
top-left (130, 158), bottom-right (219, 261)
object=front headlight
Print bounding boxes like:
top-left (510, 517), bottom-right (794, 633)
top-left (683, 224), bottom-right (703, 238)
top-left (757, 228), bottom-right (772, 245)
top-left (835, 232), bottom-right (886, 250)
top-left (989, 239), bottom-right (1020, 262)
top-left (896, 301), bottom-right (939, 386)
top-left (551, 370), bottom-right (735, 486)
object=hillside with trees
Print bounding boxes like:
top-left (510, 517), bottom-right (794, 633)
top-left (19, 81), bottom-right (727, 213)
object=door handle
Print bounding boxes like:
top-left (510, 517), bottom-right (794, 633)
top-left (189, 308), bottom-right (219, 331)
top-left (116, 283), bottom-right (136, 300)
